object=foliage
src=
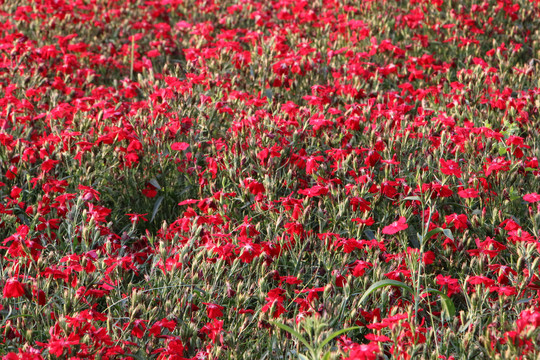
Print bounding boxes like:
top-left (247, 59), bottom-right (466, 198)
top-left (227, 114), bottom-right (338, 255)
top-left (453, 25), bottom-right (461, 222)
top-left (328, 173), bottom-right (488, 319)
top-left (1, 0), bottom-right (540, 359)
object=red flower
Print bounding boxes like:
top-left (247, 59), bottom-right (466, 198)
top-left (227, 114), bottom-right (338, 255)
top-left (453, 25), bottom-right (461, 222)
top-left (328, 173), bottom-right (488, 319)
top-left (345, 342), bottom-right (380, 360)
top-left (41, 159), bottom-right (59, 173)
top-left (125, 213), bottom-right (148, 224)
top-left (142, 184), bottom-right (157, 198)
top-left (5, 165), bottom-right (17, 180)
top-left (352, 217), bottom-right (375, 226)
top-left (3, 278), bottom-right (25, 298)
top-left (468, 276), bottom-right (495, 287)
top-left (523, 193), bottom-right (540, 203)
top-left (350, 197), bottom-right (371, 212)
top-left (147, 49), bottom-right (160, 58)
top-left (237, 239), bottom-right (262, 263)
top-left (333, 270), bottom-right (346, 288)
top-left (306, 155), bottom-right (324, 174)
top-left (458, 188), bottom-right (479, 199)
top-left (423, 251), bottom-right (435, 265)
top-left (440, 159), bottom-right (462, 177)
top-left (149, 318), bottom-right (177, 336)
top-left (171, 142), bottom-right (189, 151)
top-left (45, 334), bottom-right (80, 357)
top-left (163, 338), bottom-right (185, 358)
top-left (445, 213), bottom-right (469, 230)
top-left (243, 178), bottom-right (266, 196)
top-left (436, 275), bottom-right (461, 296)
top-left (233, 50), bottom-right (251, 69)
top-left (203, 303), bottom-right (224, 319)
top-left (130, 319), bottom-right (147, 338)
top-left (34, 288), bottom-right (46, 305)
top-left (261, 288), bottom-right (287, 318)
top-left (200, 319), bottom-right (224, 344)
top-left (351, 261), bottom-right (373, 277)
top-left (364, 334), bottom-right (391, 342)
top-left (298, 185), bottom-right (329, 197)
top-left (364, 150), bottom-right (381, 167)
top-left (382, 216), bottom-right (408, 235)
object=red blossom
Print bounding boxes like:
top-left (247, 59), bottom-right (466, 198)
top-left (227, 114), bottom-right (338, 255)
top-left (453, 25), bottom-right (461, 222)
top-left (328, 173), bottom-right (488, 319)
top-left (344, 341), bottom-right (380, 360)
top-left (523, 193), bottom-right (540, 203)
top-left (171, 142), bottom-right (189, 151)
top-left (200, 319), bottom-right (224, 344)
top-left (142, 184), bottom-right (158, 198)
top-left (125, 213), bottom-right (148, 224)
top-left (3, 278), bottom-right (25, 298)
top-left (203, 303), bottom-right (224, 319)
top-left (351, 260), bottom-right (373, 277)
top-left (298, 185), bottom-right (329, 197)
top-left (440, 159), bottom-right (462, 177)
top-left (458, 188), bottom-right (479, 199)
top-left (382, 216), bottom-right (408, 235)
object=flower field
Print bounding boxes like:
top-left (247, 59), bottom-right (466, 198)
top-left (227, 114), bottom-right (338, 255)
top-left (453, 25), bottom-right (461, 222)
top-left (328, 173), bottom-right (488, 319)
top-left (1, 0), bottom-right (540, 358)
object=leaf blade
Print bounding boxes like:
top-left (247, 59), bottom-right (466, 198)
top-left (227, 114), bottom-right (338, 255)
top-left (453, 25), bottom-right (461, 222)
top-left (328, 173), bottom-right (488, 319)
top-left (150, 195), bottom-right (165, 222)
top-left (359, 280), bottom-right (413, 305)
top-left (270, 321), bottom-right (314, 353)
top-left (423, 288), bottom-right (456, 318)
top-left (318, 326), bottom-right (360, 351)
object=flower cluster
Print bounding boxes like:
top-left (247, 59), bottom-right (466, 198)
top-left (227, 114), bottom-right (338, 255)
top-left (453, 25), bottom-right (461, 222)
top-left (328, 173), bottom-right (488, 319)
top-left (1, 0), bottom-right (540, 359)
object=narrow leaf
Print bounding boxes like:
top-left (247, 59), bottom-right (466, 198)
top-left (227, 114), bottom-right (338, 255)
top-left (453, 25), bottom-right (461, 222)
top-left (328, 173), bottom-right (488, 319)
top-left (318, 326), bottom-right (360, 350)
top-left (424, 228), bottom-right (444, 240)
top-left (441, 228), bottom-right (454, 241)
top-left (359, 280), bottom-right (413, 305)
top-left (150, 196), bottom-right (164, 222)
top-left (401, 196), bottom-right (422, 202)
top-left (408, 232), bottom-right (420, 249)
top-left (516, 297), bottom-right (533, 305)
top-left (424, 227), bottom-right (454, 242)
top-left (270, 321), bottom-right (314, 353)
top-left (364, 229), bottom-right (376, 240)
top-left (423, 288), bottom-right (456, 318)
top-left (149, 178), bottom-right (161, 190)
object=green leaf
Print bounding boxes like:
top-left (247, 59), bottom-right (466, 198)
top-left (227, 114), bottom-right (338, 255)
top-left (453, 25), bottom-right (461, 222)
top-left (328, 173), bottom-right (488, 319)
top-left (401, 196), bottom-right (422, 202)
top-left (149, 178), bottom-right (161, 190)
top-left (318, 326), bottom-right (360, 351)
top-left (359, 280), bottom-right (413, 305)
top-left (441, 228), bottom-right (454, 241)
top-left (424, 227), bottom-right (454, 241)
top-left (270, 321), bottom-right (314, 353)
top-left (364, 229), bottom-right (376, 240)
top-left (264, 89), bottom-right (273, 102)
top-left (509, 188), bottom-right (521, 202)
top-left (150, 195), bottom-right (164, 222)
top-left (515, 297), bottom-right (533, 305)
top-left (423, 288), bottom-right (456, 318)
top-left (409, 232), bottom-right (420, 249)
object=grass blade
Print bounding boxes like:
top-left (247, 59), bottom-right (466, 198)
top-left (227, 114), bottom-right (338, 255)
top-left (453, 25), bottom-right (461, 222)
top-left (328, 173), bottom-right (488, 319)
top-left (150, 195), bottom-right (164, 222)
top-left (423, 288), bottom-right (456, 318)
top-left (359, 279), bottom-right (413, 305)
top-left (270, 321), bottom-right (314, 353)
top-left (424, 227), bottom-right (454, 242)
top-left (318, 326), bottom-right (360, 350)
